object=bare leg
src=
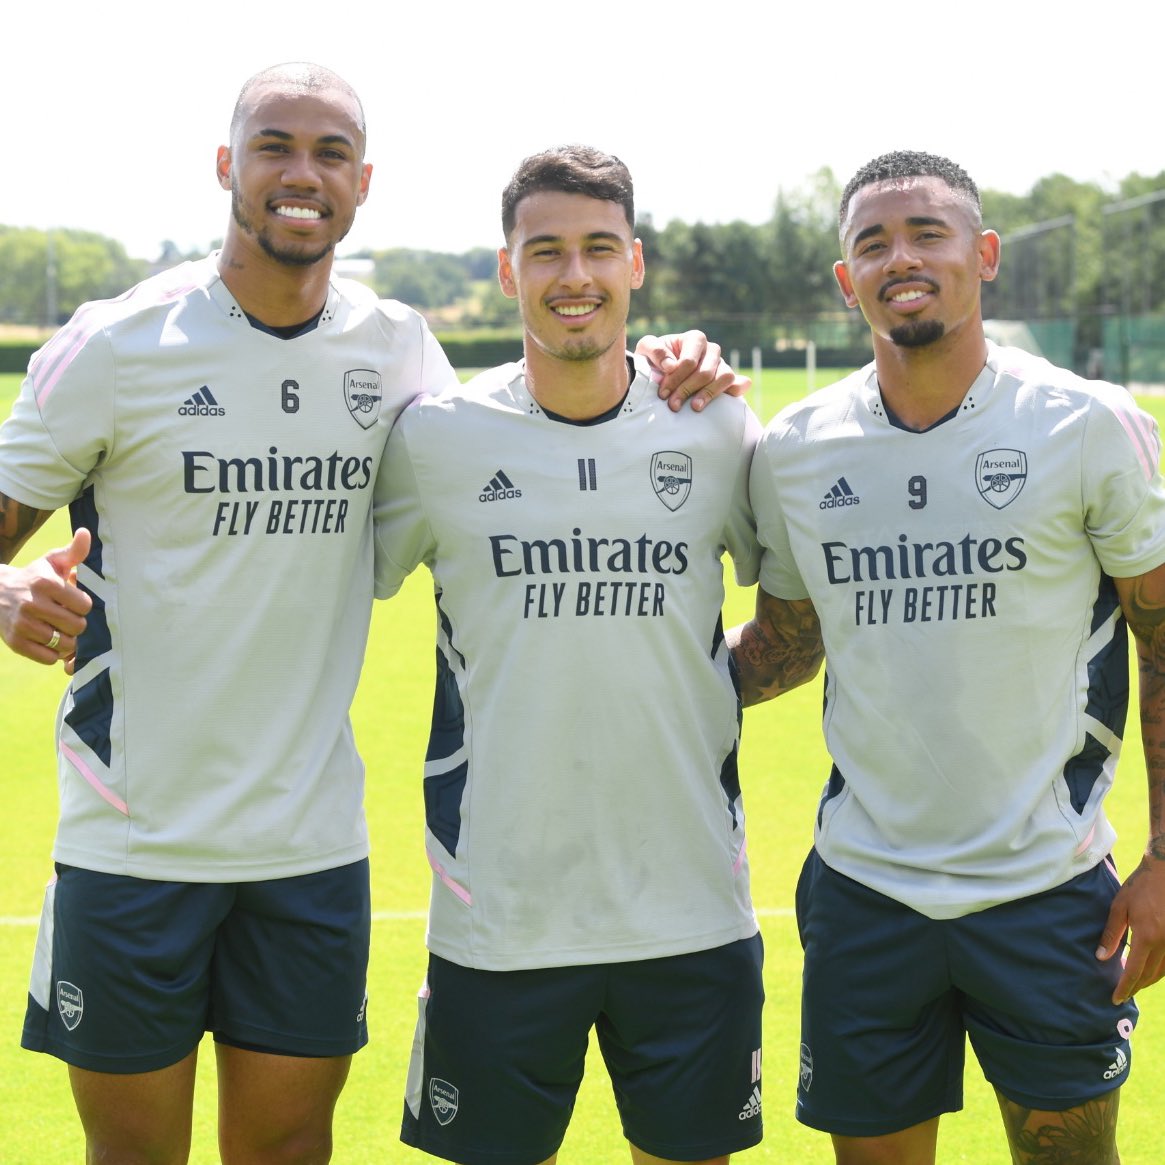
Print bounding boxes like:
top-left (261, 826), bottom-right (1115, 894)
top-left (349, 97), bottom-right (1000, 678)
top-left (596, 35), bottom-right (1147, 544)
top-left (830, 1116), bottom-right (940, 1165)
top-left (997, 1088), bottom-right (1120, 1165)
top-left (69, 1048), bottom-right (198, 1165)
top-left (630, 1146), bottom-right (728, 1165)
top-left (216, 1045), bottom-right (352, 1165)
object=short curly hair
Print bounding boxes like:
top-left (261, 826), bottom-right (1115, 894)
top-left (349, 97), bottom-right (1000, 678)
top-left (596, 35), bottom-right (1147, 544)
top-left (839, 150), bottom-right (981, 231)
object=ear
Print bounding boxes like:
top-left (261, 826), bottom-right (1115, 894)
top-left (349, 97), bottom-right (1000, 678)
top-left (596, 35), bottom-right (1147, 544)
top-left (356, 162), bottom-right (373, 207)
top-left (215, 146), bottom-right (232, 192)
top-left (978, 229), bottom-right (1001, 284)
top-left (833, 259), bottom-right (859, 309)
top-left (497, 246), bottom-right (518, 299)
top-left (631, 238), bottom-right (645, 290)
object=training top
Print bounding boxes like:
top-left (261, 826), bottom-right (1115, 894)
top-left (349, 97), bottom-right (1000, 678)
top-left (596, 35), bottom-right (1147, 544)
top-left (752, 342), bottom-right (1165, 919)
top-left (0, 255), bottom-right (456, 881)
top-left (374, 357), bottom-right (762, 970)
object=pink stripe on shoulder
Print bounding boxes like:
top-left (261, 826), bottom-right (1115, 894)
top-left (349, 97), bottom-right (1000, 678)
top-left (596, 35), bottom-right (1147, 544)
top-left (60, 742), bottom-right (129, 816)
top-left (31, 276), bottom-right (201, 409)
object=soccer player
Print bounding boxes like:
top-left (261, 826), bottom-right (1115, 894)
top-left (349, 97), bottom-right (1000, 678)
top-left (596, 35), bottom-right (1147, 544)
top-left (0, 66), bottom-right (741, 1165)
top-left (730, 150), bottom-right (1165, 1165)
top-left (374, 145), bottom-right (765, 1165)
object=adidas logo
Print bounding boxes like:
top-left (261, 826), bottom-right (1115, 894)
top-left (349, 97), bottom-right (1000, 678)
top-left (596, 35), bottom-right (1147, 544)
top-left (819, 475), bottom-right (859, 510)
top-left (1103, 1046), bottom-right (1129, 1081)
top-left (737, 1085), bottom-right (761, 1121)
top-left (478, 469), bottom-right (522, 503)
top-left (179, 386), bottom-right (225, 416)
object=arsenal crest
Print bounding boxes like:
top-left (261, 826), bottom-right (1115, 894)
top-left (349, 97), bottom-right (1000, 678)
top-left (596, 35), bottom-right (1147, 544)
top-left (57, 981), bottom-right (84, 1031)
top-left (651, 451), bottom-right (693, 511)
top-left (344, 369), bottom-right (383, 429)
top-left (429, 1078), bottom-right (459, 1126)
top-left (975, 448), bottom-right (1027, 509)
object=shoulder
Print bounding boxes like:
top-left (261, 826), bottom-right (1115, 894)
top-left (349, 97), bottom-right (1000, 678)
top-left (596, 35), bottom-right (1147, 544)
top-left (397, 361), bottom-right (522, 431)
top-left (27, 257), bottom-right (217, 388)
top-left (761, 364), bottom-right (871, 451)
top-left (988, 343), bottom-right (1150, 426)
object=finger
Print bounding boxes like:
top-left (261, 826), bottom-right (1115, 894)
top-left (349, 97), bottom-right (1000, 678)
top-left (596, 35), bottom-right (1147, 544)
top-left (1095, 898), bottom-right (1129, 962)
top-left (47, 528), bottom-right (92, 584)
top-left (1113, 945), bottom-right (1145, 1004)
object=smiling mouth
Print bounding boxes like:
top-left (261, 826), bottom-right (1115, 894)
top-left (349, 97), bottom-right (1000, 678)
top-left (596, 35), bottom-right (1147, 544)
top-left (274, 205), bottom-right (324, 222)
top-left (551, 303), bottom-right (599, 317)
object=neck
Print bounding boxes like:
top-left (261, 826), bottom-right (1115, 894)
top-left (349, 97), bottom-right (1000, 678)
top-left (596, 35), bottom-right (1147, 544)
top-left (523, 335), bottom-right (630, 421)
top-left (872, 324), bottom-right (988, 431)
top-left (217, 234), bottom-right (333, 328)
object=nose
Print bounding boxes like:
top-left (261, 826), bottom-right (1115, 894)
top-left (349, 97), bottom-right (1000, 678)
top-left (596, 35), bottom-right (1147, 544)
top-left (281, 150), bottom-right (322, 189)
top-left (559, 248), bottom-right (593, 288)
top-left (881, 236), bottom-right (922, 274)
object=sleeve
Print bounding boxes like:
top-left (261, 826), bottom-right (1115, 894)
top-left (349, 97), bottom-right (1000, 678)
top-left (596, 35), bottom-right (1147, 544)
top-left (372, 399), bottom-right (437, 599)
top-left (751, 423), bottom-right (811, 601)
top-left (418, 314), bottom-right (460, 399)
top-left (724, 402), bottom-right (763, 586)
top-left (0, 321), bottom-right (115, 509)
top-left (1081, 386), bottom-right (1165, 577)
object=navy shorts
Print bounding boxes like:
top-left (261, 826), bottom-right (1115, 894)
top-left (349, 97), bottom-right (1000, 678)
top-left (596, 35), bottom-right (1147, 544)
top-left (22, 860), bottom-right (371, 1073)
top-left (400, 934), bottom-right (765, 1165)
top-left (795, 849), bottom-right (1137, 1137)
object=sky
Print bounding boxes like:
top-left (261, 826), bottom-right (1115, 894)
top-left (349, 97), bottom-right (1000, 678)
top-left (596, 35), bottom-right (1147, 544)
top-left (7, 2), bottom-right (1158, 263)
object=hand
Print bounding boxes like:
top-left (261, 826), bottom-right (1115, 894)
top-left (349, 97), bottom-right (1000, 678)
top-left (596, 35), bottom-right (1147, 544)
top-left (635, 331), bottom-right (750, 413)
top-left (1097, 853), bottom-right (1165, 1003)
top-left (0, 528), bottom-right (92, 668)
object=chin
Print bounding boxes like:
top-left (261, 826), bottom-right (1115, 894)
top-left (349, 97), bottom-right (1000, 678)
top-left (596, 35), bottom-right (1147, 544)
top-left (890, 319), bottom-right (946, 348)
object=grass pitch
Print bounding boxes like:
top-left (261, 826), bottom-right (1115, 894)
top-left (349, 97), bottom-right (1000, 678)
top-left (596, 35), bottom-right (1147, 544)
top-left (1, 367), bottom-right (1163, 1163)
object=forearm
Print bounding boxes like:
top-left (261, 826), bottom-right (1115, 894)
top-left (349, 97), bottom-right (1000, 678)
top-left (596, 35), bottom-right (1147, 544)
top-left (0, 491), bottom-right (52, 563)
top-left (1135, 640), bottom-right (1165, 859)
top-left (1118, 571), bottom-right (1165, 855)
top-left (728, 593), bottom-right (824, 707)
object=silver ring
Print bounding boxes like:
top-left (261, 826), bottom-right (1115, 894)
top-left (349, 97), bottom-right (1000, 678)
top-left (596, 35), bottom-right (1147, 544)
top-left (46, 629), bottom-right (61, 651)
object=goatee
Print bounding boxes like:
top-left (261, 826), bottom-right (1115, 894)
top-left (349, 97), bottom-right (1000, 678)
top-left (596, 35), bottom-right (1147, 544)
top-left (890, 319), bottom-right (945, 348)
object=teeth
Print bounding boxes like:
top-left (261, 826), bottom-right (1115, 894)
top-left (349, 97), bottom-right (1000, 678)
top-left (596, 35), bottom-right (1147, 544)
top-left (891, 289), bottom-right (927, 302)
top-left (554, 304), bottom-right (596, 316)
top-left (277, 206), bottom-right (321, 220)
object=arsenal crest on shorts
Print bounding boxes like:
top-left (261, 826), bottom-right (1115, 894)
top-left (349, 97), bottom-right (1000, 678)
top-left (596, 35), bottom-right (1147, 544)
top-left (429, 1078), bottom-right (459, 1126)
top-left (975, 448), bottom-right (1027, 509)
top-left (651, 450), bottom-right (693, 511)
top-left (343, 369), bottom-right (383, 429)
top-left (56, 980), bottom-right (84, 1031)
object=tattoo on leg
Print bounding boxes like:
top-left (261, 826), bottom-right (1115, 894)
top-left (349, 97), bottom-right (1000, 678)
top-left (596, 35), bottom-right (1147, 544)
top-left (1001, 1093), bottom-right (1119, 1164)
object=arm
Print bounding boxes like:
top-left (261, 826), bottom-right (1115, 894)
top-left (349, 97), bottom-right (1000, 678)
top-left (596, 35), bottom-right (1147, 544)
top-left (0, 491), bottom-right (91, 666)
top-left (1098, 566), bottom-right (1165, 1002)
top-left (727, 586), bottom-right (825, 707)
top-left (634, 331), bottom-right (749, 413)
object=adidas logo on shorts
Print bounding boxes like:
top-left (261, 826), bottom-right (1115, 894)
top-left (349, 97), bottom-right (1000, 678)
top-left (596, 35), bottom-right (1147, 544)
top-left (737, 1085), bottom-right (761, 1121)
top-left (1103, 1046), bottom-right (1129, 1081)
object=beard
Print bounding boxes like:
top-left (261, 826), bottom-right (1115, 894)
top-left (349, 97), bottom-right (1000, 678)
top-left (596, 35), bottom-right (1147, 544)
top-left (889, 319), bottom-right (945, 348)
top-left (231, 186), bottom-right (335, 268)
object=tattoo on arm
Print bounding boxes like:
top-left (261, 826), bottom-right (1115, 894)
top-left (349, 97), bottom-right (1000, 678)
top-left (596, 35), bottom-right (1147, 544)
top-left (729, 591), bottom-right (824, 707)
top-left (1121, 572), bottom-right (1165, 859)
top-left (0, 492), bottom-right (52, 564)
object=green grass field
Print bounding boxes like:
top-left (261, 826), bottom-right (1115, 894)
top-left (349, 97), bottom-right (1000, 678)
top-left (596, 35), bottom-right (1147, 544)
top-left (2, 367), bottom-right (1164, 1163)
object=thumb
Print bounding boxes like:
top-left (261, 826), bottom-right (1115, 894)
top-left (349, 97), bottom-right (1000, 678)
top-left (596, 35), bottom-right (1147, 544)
top-left (47, 528), bottom-right (91, 580)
